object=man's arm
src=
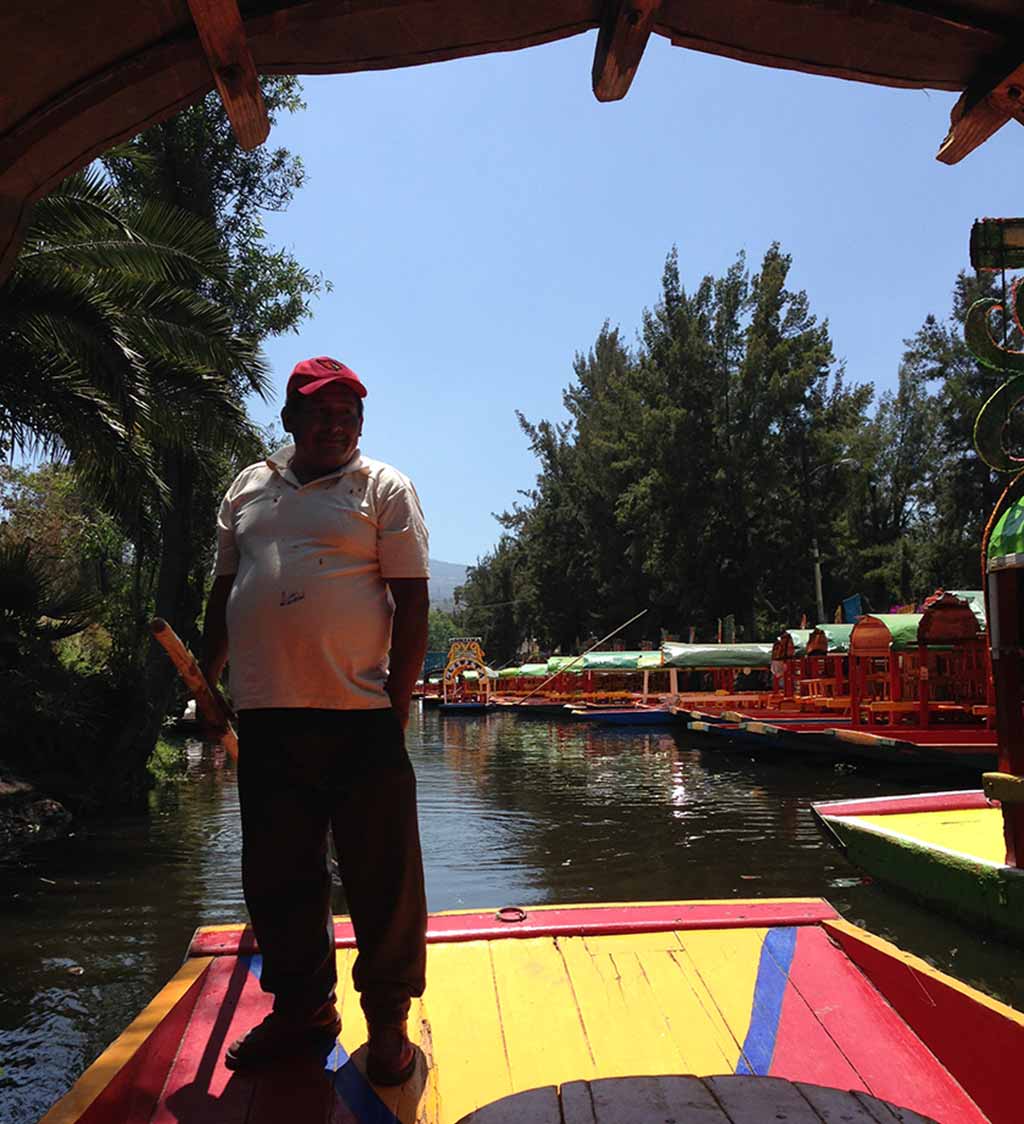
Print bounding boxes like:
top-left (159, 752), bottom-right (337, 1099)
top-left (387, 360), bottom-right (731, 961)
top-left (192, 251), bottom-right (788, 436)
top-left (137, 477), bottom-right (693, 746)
top-left (201, 573), bottom-right (235, 688)
top-left (386, 577), bottom-right (429, 728)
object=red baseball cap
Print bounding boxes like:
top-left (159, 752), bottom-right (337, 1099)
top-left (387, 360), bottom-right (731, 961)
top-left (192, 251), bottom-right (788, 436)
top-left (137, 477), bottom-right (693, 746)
top-left (286, 356), bottom-right (367, 399)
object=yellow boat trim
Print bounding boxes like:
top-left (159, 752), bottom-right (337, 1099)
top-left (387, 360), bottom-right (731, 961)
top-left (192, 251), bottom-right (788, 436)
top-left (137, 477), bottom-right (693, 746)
top-left (856, 807), bottom-right (1006, 865)
top-left (37, 956), bottom-right (212, 1124)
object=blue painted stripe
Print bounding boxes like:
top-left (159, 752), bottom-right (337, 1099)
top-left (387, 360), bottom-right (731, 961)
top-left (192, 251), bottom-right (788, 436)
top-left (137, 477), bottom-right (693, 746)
top-left (330, 1056), bottom-right (402, 1124)
top-left (243, 952), bottom-right (399, 1122)
top-left (735, 926), bottom-right (797, 1076)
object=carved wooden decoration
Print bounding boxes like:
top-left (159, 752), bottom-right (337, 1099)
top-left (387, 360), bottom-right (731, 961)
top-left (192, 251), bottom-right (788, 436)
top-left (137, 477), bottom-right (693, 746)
top-left (187, 0), bottom-right (269, 150)
top-left (592, 1), bottom-right (662, 102)
top-left (937, 60), bottom-right (1024, 165)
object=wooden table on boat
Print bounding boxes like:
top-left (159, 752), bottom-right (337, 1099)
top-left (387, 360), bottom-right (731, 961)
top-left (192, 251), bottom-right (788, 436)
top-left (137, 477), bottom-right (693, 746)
top-left (457, 1074), bottom-right (937, 1123)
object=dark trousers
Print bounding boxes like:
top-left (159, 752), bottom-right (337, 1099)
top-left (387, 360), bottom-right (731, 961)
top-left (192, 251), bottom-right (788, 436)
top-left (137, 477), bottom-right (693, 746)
top-left (237, 708), bottom-right (427, 1027)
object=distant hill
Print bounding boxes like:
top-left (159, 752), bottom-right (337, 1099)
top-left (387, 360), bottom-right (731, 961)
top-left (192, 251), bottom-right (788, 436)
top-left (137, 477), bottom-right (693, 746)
top-left (429, 559), bottom-right (468, 610)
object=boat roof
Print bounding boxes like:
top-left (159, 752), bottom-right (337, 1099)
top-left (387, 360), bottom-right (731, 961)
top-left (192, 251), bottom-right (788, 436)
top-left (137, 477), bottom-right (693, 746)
top-left (772, 629), bottom-right (813, 660)
top-left (39, 899), bottom-right (1021, 1124)
top-left (4, 2), bottom-right (1024, 281)
top-left (806, 624), bottom-right (855, 656)
top-left (918, 591), bottom-right (986, 643)
top-left (582, 650), bottom-right (660, 671)
top-left (661, 642), bottom-right (773, 669)
top-left (944, 590), bottom-right (986, 630)
top-left (850, 613), bottom-right (924, 655)
top-left (988, 496), bottom-right (1024, 571)
top-left (850, 596), bottom-right (984, 655)
top-left (521, 651), bottom-right (664, 675)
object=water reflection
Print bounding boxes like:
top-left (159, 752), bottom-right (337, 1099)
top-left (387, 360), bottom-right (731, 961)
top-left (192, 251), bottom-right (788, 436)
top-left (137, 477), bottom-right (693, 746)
top-left (1, 704), bottom-right (1022, 1123)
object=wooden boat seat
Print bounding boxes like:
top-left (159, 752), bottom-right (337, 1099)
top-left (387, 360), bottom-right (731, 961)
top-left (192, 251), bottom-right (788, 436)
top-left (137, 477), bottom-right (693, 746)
top-left (799, 678), bottom-right (839, 698)
top-left (454, 1074), bottom-right (938, 1123)
top-left (865, 701), bottom-right (970, 726)
top-left (865, 701), bottom-right (924, 726)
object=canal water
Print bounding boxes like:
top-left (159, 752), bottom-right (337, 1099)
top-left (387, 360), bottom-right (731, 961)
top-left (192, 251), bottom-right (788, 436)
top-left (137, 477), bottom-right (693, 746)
top-left (2, 707), bottom-right (1022, 1122)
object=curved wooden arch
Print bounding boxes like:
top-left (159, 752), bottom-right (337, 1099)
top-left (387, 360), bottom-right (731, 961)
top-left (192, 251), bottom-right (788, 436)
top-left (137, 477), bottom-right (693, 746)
top-left (2, 0), bottom-right (1021, 281)
top-left (918, 592), bottom-right (985, 645)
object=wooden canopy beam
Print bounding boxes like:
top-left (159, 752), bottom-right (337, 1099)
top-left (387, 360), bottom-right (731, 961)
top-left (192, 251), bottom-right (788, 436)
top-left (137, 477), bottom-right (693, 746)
top-left (592, 1), bottom-right (662, 103)
top-left (186, 0), bottom-right (269, 150)
top-left (937, 58), bottom-right (1024, 165)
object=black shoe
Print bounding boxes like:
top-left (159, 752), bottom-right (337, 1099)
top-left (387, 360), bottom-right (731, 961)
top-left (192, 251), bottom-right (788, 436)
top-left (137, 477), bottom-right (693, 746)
top-left (366, 1022), bottom-right (416, 1086)
top-left (224, 1010), bottom-right (341, 1071)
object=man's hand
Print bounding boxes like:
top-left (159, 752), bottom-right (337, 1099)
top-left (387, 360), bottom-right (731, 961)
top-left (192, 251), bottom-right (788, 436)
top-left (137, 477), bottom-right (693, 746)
top-left (389, 696), bottom-right (411, 730)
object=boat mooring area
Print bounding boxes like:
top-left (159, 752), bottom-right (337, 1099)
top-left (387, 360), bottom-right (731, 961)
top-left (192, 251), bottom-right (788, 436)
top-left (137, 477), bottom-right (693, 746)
top-left (2, 707), bottom-right (1022, 1123)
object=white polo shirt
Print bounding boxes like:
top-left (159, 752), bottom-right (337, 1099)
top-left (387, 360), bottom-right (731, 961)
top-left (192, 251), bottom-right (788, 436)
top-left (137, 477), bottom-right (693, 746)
top-left (214, 444), bottom-right (430, 711)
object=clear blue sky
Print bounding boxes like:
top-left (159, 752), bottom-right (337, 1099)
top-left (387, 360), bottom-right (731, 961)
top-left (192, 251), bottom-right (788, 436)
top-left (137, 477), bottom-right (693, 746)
top-left (253, 32), bottom-right (1023, 566)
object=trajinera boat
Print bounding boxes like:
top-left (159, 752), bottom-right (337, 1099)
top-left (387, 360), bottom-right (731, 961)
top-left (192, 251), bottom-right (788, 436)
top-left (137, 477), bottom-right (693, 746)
top-left (39, 899), bottom-right (1023, 1124)
top-left (813, 481), bottom-right (1024, 944)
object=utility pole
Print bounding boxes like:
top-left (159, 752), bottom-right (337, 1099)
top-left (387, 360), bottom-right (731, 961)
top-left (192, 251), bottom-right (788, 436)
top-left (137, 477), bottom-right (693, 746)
top-left (811, 536), bottom-right (825, 624)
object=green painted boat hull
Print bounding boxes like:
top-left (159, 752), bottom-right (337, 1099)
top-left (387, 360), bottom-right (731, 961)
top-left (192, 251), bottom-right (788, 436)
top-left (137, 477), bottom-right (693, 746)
top-left (818, 813), bottom-right (1024, 944)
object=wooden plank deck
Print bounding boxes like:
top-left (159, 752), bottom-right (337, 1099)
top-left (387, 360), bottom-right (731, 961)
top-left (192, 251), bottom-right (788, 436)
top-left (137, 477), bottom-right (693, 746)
top-left (45, 901), bottom-right (1024, 1124)
top-left (130, 925), bottom-right (985, 1124)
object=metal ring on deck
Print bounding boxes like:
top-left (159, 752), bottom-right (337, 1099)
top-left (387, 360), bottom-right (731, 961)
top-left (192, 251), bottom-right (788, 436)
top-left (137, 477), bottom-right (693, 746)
top-left (495, 906), bottom-right (527, 923)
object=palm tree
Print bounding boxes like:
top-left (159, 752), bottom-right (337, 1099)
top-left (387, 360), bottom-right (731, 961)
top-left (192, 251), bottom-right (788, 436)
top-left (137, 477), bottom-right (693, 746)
top-left (0, 166), bottom-right (267, 512)
top-left (0, 167), bottom-right (270, 805)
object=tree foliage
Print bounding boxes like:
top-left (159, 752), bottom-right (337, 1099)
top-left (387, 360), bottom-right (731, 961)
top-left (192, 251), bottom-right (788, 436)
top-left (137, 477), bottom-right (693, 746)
top-left (0, 81), bottom-right (324, 811)
top-left (102, 78), bottom-right (327, 342)
top-left (459, 248), bottom-right (995, 652)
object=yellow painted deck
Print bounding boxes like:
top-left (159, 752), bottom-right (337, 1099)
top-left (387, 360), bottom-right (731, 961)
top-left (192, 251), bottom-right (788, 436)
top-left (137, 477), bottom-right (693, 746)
top-left (330, 925), bottom-right (975, 1124)
top-left (857, 806), bottom-right (1005, 864)
top-left (42, 901), bottom-right (1022, 1124)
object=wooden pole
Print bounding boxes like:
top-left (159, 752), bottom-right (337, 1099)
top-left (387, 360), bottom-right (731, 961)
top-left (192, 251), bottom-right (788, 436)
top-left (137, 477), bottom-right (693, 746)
top-left (150, 618), bottom-right (238, 761)
top-left (518, 609), bottom-right (648, 702)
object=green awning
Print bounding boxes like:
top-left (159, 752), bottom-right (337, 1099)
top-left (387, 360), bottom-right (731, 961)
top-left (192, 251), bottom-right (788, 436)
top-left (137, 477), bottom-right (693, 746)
top-left (877, 614), bottom-right (924, 651)
top-left (806, 624), bottom-right (854, 655)
top-left (850, 614), bottom-right (923, 654)
top-left (518, 663), bottom-right (551, 678)
top-left (661, 643), bottom-right (773, 669)
top-left (989, 498), bottom-right (1024, 570)
top-left (497, 667), bottom-right (522, 679)
top-left (546, 655), bottom-right (583, 674)
top-left (637, 650), bottom-right (663, 670)
top-left (582, 651), bottom-right (651, 671)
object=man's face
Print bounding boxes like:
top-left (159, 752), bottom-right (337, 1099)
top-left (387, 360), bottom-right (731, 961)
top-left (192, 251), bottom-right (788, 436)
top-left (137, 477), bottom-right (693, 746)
top-left (284, 383), bottom-right (363, 473)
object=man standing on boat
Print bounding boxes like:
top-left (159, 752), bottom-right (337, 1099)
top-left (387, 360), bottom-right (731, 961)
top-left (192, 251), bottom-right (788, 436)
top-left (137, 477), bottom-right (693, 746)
top-left (201, 356), bottom-right (430, 1085)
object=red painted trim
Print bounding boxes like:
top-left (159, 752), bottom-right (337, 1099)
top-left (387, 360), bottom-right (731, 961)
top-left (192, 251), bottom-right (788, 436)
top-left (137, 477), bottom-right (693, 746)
top-left (188, 900), bottom-right (839, 957)
top-left (824, 921), bottom-right (1024, 1124)
top-left (769, 949), bottom-right (867, 1090)
top-left (74, 966), bottom-right (208, 1124)
top-left (150, 956), bottom-right (266, 1124)
top-left (813, 790), bottom-right (992, 818)
top-left (779, 927), bottom-right (988, 1123)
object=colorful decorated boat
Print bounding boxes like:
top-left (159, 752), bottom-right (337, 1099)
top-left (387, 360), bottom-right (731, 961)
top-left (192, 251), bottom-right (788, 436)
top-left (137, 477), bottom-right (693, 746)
top-left (38, 899), bottom-right (1024, 1124)
top-left (809, 271), bottom-right (1024, 941)
top-left (438, 638), bottom-right (494, 714)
